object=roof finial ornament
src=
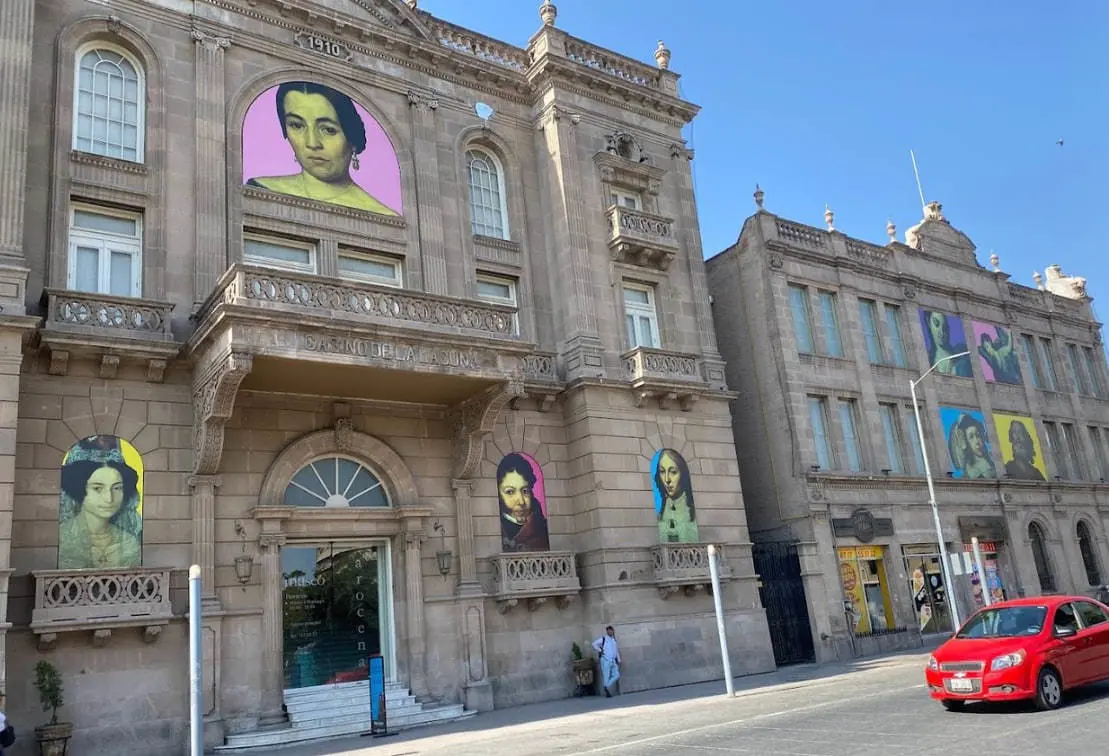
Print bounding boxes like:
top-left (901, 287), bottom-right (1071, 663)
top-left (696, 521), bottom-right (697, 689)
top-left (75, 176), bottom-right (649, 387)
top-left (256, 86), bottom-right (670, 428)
top-left (1033, 270), bottom-right (1044, 290)
top-left (989, 251), bottom-right (1000, 272)
top-left (405, 0), bottom-right (417, 8)
top-left (824, 204), bottom-right (835, 231)
top-left (654, 40), bottom-right (671, 70)
top-left (753, 184), bottom-right (764, 210)
top-left (540, 0), bottom-right (557, 26)
top-left (886, 218), bottom-right (896, 243)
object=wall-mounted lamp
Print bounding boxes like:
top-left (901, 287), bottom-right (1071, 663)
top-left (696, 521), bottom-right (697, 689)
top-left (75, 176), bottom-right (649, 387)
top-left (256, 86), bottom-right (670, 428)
top-left (233, 520), bottom-right (253, 587)
top-left (433, 521), bottom-right (452, 577)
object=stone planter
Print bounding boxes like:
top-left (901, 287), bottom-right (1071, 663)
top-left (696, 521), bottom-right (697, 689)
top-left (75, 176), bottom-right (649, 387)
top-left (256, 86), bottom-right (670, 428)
top-left (35, 722), bottom-right (73, 756)
top-left (572, 657), bottom-right (595, 695)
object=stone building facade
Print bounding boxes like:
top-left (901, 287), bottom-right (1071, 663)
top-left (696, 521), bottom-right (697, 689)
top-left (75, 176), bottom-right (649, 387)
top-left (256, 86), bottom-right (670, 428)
top-left (707, 194), bottom-right (1109, 665)
top-left (0, 0), bottom-right (774, 753)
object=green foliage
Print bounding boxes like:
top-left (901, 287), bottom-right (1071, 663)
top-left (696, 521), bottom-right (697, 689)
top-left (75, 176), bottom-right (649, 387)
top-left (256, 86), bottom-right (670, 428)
top-left (33, 660), bottom-right (64, 726)
top-left (571, 641), bottom-right (583, 660)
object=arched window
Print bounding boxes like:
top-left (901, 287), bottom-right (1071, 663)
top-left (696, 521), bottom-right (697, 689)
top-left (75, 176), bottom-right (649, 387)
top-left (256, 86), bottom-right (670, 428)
top-left (284, 457), bottom-right (389, 509)
top-left (466, 149), bottom-right (509, 239)
top-left (73, 45), bottom-right (145, 162)
top-left (1078, 520), bottom-right (1102, 586)
top-left (1029, 521), bottom-right (1056, 593)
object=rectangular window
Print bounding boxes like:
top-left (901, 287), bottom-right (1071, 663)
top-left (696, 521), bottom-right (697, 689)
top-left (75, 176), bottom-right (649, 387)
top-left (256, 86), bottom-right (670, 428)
top-left (1020, 334), bottom-right (1044, 389)
top-left (906, 406), bottom-right (926, 475)
top-left (1043, 421), bottom-right (1067, 479)
top-left (609, 190), bottom-right (642, 210)
top-left (623, 284), bottom-right (659, 349)
top-left (883, 304), bottom-right (908, 367)
top-left (67, 205), bottom-right (142, 297)
top-left (858, 299), bottom-right (883, 364)
top-left (879, 403), bottom-right (905, 474)
top-left (1038, 338), bottom-right (1059, 390)
top-left (817, 291), bottom-right (844, 357)
top-left (243, 235), bottom-right (315, 273)
top-left (1082, 347), bottom-right (1106, 398)
top-left (788, 285), bottom-right (815, 354)
top-left (808, 396), bottom-right (833, 471)
top-left (477, 273), bottom-right (519, 335)
top-left (337, 250), bottom-right (402, 288)
top-left (838, 399), bottom-right (863, 472)
top-left (1066, 343), bottom-right (1091, 395)
top-left (1088, 427), bottom-right (1109, 481)
top-left (1061, 423), bottom-right (1085, 480)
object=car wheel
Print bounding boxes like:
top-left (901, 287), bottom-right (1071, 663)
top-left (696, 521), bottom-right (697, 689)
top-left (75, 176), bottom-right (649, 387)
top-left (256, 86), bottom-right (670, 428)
top-left (1034, 666), bottom-right (1063, 711)
top-left (941, 699), bottom-right (965, 712)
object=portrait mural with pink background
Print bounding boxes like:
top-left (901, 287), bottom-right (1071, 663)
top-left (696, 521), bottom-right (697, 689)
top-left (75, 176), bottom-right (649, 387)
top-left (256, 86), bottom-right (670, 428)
top-left (242, 81), bottom-right (403, 216)
top-left (970, 320), bottom-right (1023, 385)
top-left (496, 452), bottom-right (549, 552)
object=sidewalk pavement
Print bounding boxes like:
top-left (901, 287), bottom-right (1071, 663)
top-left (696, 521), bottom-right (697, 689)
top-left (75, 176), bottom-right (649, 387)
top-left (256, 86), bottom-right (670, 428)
top-left (272, 644), bottom-right (938, 756)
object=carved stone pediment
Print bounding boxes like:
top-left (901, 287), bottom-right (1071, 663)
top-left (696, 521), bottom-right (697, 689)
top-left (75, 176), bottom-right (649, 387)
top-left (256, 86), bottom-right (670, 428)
top-left (594, 150), bottom-right (666, 197)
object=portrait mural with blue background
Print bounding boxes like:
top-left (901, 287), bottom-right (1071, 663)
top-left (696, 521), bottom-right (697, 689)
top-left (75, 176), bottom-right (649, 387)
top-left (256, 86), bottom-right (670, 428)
top-left (939, 407), bottom-right (997, 479)
top-left (971, 321), bottom-right (1022, 385)
top-left (918, 309), bottom-right (974, 377)
top-left (58, 435), bottom-right (144, 570)
top-left (242, 81), bottom-right (403, 216)
top-left (497, 452), bottom-right (550, 552)
top-left (653, 448), bottom-right (698, 543)
top-left (992, 412), bottom-right (1047, 481)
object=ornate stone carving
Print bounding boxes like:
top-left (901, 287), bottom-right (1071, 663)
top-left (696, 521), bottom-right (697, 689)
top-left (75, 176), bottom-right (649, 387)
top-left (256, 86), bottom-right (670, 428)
top-left (490, 551), bottom-right (581, 612)
top-left (768, 253), bottom-right (784, 270)
top-left (193, 351), bottom-right (253, 475)
top-left (334, 417), bottom-right (353, 451)
top-left (606, 205), bottom-right (679, 270)
top-left (652, 543), bottom-right (724, 597)
top-left (192, 28), bottom-right (231, 51)
top-left (450, 381), bottom-right (524, 478)
top-left (903, 286), bottom-right (917, 300)
top-left (45, 289), bottom-right (174, 336)
top-left (99, 354), bottom-right (120, 380)
top-left (605, 131), bottom-right (648, 163)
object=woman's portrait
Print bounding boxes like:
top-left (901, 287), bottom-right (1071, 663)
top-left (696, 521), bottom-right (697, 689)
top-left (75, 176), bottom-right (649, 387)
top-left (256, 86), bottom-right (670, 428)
top-left (242, 81), bottom-right (402, 216)
top-left (919, 309), bottom-right (973, 377)
top-left (652, 448), bottom-right (699, 543)
top-left (971, 321), bottom-right (1022, 385)
top-left (58, 435), bottom-right (144, 570)
top-left (941, 408), bottom-right (997, 479)
top-left (497, 453), bottom-right (550, 552)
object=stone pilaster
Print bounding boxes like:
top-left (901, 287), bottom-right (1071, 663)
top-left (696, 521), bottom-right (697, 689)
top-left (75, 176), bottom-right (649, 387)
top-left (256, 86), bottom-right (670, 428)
top-left (403, 531), bottom-right (428, 696)
top-left (407, 90), bottom-right (448, 296)
top-left (192, 29), bottom-right (231, 308)
top-left (451, 479), bottom-right (479, 592)
top-left (0, 329), bottom-right (28, 695)
top-left (0, 0), bottom-right (34, 262)
top-left (257, 533), bottom-right (287, 727)
top-left (188, 475), bottom-right (222, 607)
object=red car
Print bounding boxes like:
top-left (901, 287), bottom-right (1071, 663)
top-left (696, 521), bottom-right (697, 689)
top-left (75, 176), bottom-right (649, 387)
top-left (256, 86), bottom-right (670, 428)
top-left (925, 595), bottom-right (1109, 711)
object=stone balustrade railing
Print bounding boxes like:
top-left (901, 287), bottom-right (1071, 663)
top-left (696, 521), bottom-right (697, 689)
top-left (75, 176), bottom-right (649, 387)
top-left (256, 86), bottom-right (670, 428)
top-left (427, 17), bottom-right (530, 72)
top-left (563, 37), bottom-right (659, 88)
top-left (651, 543), bottom-right (728, 598)
top-left (606, 205), bottom-right (679, 269)
top-left (214, 264), bottom-right (519, 339)
top-left (845, 239), bottom-right (891, 266)
top-left (31, 567), bottom-right (174, 649)
top-left (522, 351), bottom-right (559, 383)
top-left (490, 550), bottom-right (581, 612)
top-left (44, 288), bottom-right (174, 340)
top-left (624, 347), bottom-right (702, 385)
top-left (774, 220), bottom-right (826, 249)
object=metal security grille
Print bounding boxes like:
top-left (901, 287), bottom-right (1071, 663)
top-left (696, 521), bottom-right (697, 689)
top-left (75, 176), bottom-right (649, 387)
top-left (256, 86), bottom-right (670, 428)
top-left (752, 541), bottom-right (816, 666)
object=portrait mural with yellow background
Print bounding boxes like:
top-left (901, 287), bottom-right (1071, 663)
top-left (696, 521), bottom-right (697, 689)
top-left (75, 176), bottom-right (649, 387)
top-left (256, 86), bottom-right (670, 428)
top-left (992, 412), bottom-right (1047, 481)
top-left (58, 435), bottom-right (144, 570)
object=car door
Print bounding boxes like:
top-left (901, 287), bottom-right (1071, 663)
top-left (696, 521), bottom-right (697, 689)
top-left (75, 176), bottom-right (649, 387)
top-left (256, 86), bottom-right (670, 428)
top-left (1047, 602), bottom-right (1086, 685)
top-left (1073, 600), bottom-right (1109, 680)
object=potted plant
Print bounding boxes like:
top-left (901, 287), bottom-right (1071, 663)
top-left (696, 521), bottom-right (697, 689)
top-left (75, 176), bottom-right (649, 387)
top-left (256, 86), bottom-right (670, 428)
top-left (33, 660), bottom-right (73, 756)
top-left (571, 642), bottom-right (595, 695)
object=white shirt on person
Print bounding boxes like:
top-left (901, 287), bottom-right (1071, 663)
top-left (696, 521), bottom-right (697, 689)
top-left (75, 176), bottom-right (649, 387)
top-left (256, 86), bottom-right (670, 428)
top-left (593, 635), bottom-right (620, 662)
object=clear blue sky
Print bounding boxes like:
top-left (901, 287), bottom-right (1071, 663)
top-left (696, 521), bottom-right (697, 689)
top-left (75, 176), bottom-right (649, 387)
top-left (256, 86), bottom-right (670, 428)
top-left (423, 0), bottom-right (1107, 311)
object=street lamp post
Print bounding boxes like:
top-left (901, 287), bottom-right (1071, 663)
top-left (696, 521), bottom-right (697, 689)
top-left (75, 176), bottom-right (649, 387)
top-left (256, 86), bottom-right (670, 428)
top-left (909, 350), bottom-right (971, 632)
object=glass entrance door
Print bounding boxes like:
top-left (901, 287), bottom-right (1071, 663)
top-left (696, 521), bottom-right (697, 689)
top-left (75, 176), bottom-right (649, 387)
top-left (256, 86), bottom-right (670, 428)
top-left (281, 543), bottom-right (385, 690)
top-left (903, 551), bottom-right (952, 635)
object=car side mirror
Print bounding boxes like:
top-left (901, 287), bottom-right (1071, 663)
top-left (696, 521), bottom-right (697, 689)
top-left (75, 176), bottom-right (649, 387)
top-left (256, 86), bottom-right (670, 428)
top-left (1054, 627), bottom-right (1077, 639)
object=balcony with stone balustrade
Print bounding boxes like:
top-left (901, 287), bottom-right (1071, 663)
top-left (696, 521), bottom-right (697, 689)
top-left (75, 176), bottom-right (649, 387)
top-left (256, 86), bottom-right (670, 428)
top-left (39, 288), bottom-right (178, 382)
top-left (30, 567), bottom-right (174, 650)
top-left (622, 346), bottom-right (709, 411)
top-left (651, 543), bottom-right (729, 599)
top-left (606, 205), bottom-right (680, 271)
top-left (488, 551), bottom-right (581, 613)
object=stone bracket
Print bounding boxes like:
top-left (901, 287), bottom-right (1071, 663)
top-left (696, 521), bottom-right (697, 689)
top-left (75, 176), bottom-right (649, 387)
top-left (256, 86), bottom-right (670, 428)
top-left (449, 380), bottom-right (524, 479)
top-left (193, 350), bottom-right (253, 475)
top-left (35, 622), bottom-right (168, 652)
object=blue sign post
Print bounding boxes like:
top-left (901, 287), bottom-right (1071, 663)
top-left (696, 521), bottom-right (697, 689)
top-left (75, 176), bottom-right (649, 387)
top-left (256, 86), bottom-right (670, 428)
top-left (364, 654), bottom-right (394, 738)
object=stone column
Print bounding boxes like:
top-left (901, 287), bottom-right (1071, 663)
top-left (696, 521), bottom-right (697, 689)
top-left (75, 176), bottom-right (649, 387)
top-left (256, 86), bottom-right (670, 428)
top-left (0, 0), bottom-right (34, 262)
top-left (451, 481), bottom-right (492, 710)
top-left (403, 531), bottom-right (428, 696)
top-left (257, 533), bottom-right (287, 727)
top-left (452, 479), bottom-right (480, 592)
top-left (407, 90), bottom-right (448, 296)
top-left (188, 475), bottom-right (222, 607)
top-left (0, 332), bottom-right (27, 694)
top-left (192, 29), bottom-right (231, 309)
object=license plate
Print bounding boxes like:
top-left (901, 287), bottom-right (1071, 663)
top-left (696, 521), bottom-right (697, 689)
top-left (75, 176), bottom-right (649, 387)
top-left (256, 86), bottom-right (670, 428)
top-left (949, 678), bottom-right (974, 692)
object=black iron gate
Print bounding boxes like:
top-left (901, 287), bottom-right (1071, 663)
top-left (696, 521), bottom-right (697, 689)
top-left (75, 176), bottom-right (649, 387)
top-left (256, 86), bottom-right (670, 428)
top-left (752, 541), bottom-right (816, 666)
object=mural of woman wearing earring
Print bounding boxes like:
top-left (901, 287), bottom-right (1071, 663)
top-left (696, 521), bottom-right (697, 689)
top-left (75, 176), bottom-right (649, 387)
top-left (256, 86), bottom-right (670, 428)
top-left (653, 448), bottom-right (699, 543)
top-left (58, 435), bottom-right (144, 570)
top-left (497, 452), bottom-right (550, 552)
top-left (242, 81), bottom-right (402, 216)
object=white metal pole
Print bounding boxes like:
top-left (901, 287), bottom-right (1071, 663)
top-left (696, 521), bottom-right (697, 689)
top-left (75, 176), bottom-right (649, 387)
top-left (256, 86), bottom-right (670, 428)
top-left (189, 564), bottom-right (203, 756)
top-left (971, 537), bottom-right (991, 607)
top-left (910, 379), bottom-right (962, 630)
top-left (707, 544), bottom-right (734, 696)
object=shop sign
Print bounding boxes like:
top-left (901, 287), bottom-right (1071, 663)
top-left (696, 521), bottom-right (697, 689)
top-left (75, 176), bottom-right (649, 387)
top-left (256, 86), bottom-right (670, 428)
top-left (838, 545), bottom-right (883, 561)
top-left (962, 542), bottom-right (998, 553)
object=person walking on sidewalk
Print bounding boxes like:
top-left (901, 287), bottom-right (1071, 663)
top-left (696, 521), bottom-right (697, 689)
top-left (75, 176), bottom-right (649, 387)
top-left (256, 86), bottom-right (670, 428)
top-left (592, 625), bottom-right (621, 697)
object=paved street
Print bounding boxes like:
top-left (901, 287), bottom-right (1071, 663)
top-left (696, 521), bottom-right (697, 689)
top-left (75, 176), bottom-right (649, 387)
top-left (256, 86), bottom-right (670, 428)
top-left (273, 651), bottom-right (1109, 756)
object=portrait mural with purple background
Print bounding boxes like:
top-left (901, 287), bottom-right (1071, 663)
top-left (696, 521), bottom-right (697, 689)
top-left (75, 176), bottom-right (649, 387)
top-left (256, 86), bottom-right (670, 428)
top-left (497, 452), bottom-right (549, 552)
top-left (242, 81), bottom-right (403, 216)
top-left (918, 309), bottom-right (973, 377)
top-left (970, 321), bottom-right (1022, 385)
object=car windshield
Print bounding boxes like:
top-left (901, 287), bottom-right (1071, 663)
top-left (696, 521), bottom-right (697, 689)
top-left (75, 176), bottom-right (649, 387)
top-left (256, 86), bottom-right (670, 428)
top-left (956, 606), bottom-right (1047, 639)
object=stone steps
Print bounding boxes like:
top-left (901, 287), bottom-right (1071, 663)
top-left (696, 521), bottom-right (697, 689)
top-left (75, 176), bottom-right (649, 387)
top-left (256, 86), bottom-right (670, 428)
top-left (214, 681), bottom-right (473, 752)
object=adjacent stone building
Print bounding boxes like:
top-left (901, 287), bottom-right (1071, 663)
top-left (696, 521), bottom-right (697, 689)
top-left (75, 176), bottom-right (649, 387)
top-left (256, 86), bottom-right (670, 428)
top-left (0, 0), bottom-right (774, 753)
top-left (707, 193), bottom-right (1109, 665)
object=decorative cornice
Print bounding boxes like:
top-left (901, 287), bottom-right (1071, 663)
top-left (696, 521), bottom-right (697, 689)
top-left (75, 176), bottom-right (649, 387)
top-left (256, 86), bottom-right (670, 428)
top-left (69, 150), bottom-right (147, 175)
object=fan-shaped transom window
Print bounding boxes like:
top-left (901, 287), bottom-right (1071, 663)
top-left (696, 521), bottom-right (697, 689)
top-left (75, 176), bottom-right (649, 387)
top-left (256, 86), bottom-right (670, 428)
top-left (284, 456), bottom-right (390, 509)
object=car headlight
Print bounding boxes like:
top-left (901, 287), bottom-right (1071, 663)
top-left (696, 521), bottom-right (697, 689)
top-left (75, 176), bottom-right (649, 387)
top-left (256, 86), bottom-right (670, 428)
top-left (927, 655), bottom-right (939, 672)
top-left (990, 650), bottom-right (1026, 671)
